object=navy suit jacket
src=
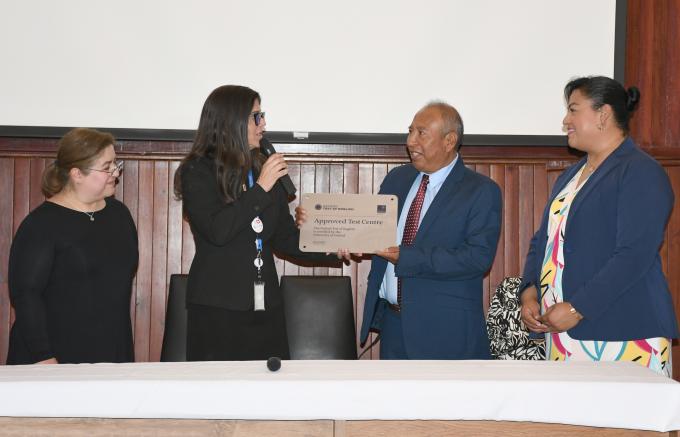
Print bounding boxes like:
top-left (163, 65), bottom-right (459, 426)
top-left (522, 137), bottom-right (679, 341)
top-left (359, 157), bottom-right (502, 359)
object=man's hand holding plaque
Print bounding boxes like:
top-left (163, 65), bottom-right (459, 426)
top-left (296, 193), bottom-right (398, 256)
top-left (374, 246), bottom-right (399, 264)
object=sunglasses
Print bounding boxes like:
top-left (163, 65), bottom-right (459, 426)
top-left (251, 111), bottom-right (266, 126)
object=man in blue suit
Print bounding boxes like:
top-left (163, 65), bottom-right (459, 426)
top-left (360, 102), bottom-right (502, 359)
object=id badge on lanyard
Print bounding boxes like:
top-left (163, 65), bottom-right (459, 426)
top-left (249, 170), bottom-right (266, 311)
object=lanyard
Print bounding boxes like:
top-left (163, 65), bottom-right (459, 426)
top-left (248, 170), bottom-right (264, 280)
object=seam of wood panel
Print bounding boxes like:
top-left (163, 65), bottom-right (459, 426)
top-left (5, 150), bottom-right (680, 166)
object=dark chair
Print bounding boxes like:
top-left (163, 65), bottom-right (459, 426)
top-left (281, 276), bottom-right (357, 360)
top-left (161, 274), bottom-right (189, 362)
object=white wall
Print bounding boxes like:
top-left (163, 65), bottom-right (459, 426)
top-left (0, 0), bottom-right (617, 136)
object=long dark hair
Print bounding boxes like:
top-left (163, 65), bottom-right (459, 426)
top-left (564, 76), bottom-right (640, 135)
top-left (174, 85), bottom-right (262, 203)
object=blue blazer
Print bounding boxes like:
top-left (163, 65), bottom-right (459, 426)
top-left (359, 157), bottom-right (502, 359)
top-left (522, 137), bottom-right (679, 341)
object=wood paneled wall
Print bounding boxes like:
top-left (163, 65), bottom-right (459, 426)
top-left (625, 0), bottom-right (680, 378)
top-left (626, 0), bottom-right (680, 149)
top-left (1, 140), bottom-right (679, 380)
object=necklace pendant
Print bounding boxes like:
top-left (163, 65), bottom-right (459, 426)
top-left (89, 216), bottom-right (94, 222)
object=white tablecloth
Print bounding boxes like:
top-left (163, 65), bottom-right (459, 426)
top-left (0, 360), bottom-right (678, 431)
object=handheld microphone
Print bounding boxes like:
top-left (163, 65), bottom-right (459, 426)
top-left (259, 138), bottom-right (297, 196)
top-left (267, 356), bottom-right (281, 372)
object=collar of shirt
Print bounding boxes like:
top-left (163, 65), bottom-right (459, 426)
top-left (420, 153), bottom-right (458, 196)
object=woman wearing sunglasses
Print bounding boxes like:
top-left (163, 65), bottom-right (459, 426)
top-left (7, 128), bottom-right (138, 364)
top-left (174, 85), bottom-right (335, 361)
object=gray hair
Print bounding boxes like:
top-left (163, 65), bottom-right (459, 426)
top-left (422, 101), bottom-right (464, 149)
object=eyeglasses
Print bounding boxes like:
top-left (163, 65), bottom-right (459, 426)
top-left (87, 160), bottom-right (124, 176)
top-left (251, 111), bottom-right (266, 126)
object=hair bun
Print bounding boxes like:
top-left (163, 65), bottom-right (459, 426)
top-left (626, 86), bottom-right (640, 112)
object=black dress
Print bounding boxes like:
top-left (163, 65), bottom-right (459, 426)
top-left (180, 157), bottom-right (334, 361)
top-left (7, 198), bottom-right (138, 364)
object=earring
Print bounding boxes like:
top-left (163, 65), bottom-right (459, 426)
top-left (598, 111), bottom-right (606, 131)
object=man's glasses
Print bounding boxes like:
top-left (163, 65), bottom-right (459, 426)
top-left (87, 160), bottom-right (124, 176)
top-left (252, 111), bottom-right (266, 126)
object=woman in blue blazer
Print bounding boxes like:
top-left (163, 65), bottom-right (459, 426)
top-left (520, 76), bottom-right (678, 376)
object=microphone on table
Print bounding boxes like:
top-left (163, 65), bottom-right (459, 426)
top-left (259, 137), bottom-right (297, 196)
top-left (267, 356), bottom-right (282, 372)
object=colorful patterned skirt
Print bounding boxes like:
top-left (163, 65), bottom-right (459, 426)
top-left (546, 332), bottom-right (672, 377)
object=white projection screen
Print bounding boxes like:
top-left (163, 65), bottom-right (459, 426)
top-left (0, 0), bottom-right (622, 143)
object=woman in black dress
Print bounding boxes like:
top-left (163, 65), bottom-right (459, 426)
top-left (8, 128), bottom-right (138, 364)
top-left (174, 85), bottom-right (335, 361)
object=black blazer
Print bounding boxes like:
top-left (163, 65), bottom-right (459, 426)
top-left (181, 157), bottom-right (332, 311)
